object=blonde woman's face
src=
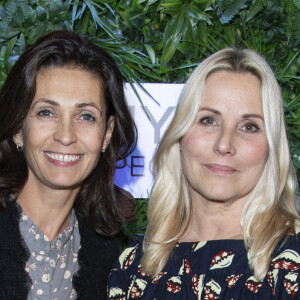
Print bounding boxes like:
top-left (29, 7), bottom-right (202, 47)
top-left (180, 71), bottom-right (268, 205)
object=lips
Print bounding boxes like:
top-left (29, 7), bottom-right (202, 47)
top-left (271, 249), bottom-right (300, 271)
top-left (118, 244), bottom-right (138, 271)
top-left (204, 164), bottom-right (238, 175)
top-left (108, 287), bottom-right (126, 300)
top-left (245, 276), bottom-right (263, 293)
top-left (166, 276), bottom-right (182, 293)
top-left (284, 271), bottom-right (299, 299)
top-left (129, 278), bottom-right (147, 298)
top-left (226, 274), bottom-right (243, 288)
top-left (210, 251), bottom-right (235, 270)
top-left (204, 279), bottom-right (222, 299)
top-left (45, 152), bottom-right (81, 162)
top-left (151, 271), bottom-right (167, 284)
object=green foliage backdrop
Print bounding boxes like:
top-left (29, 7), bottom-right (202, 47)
top-left (0, 0), bottom-right (299, 245)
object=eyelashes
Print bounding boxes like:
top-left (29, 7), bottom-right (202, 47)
top-left (197, 115), bottom-right (261, 133)
top-left (36, 109), bottom-right (97, 122)
top-left (37, 109), bottom-right (53, 117)
top-left (79, 113), bottom-right (96, 122)
top-left (241, 122), bottom-right (260, 133)
top-left (199, 116), bottom-right (216, 126)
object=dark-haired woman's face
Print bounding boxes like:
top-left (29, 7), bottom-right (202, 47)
top-left (14, 67), bottom-right (114, 190)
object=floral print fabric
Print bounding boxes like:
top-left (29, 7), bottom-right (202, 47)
top-left (18, 204), bottom-right (80, 300)
top-left (108, 226), bottom-right (300, 299)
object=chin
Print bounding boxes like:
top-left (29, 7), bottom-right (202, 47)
top-left (202, 191), bottom-right (240, 203)
top-left (47, 179), bottom-right (83, 190)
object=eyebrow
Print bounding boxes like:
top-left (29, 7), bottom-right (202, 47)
top-left (199, 107), bottom-right (220, 115)
top-left (31, 99), bottom-right (58, 108)
top-left (32, 99), bottom-right (103, 114)
top-left (199, 107), bottom-right (264, 121)
top-left (76, 102), bottom-right (100, 110)
top-left (242, 113), bottom-right (264, 121)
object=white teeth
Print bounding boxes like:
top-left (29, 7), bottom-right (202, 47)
top-left (45, 152), bottom-right (80, 162)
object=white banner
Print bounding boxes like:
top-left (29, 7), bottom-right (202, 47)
top-left (114, 83), bottom-right (183, 198)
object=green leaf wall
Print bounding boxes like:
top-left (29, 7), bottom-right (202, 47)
top-left (0, 0), bottom-right (299, 245)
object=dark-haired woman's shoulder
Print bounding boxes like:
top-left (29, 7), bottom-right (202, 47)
top-left (107, 236), bottom-right (144, 299)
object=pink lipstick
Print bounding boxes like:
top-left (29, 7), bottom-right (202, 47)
top-left (204, 164), bottom-right (238, 175)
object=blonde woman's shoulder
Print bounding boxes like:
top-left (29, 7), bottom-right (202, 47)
top-left (294, 219), bottom-right (300, 235)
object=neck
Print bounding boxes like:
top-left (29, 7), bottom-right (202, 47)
top-left (16, 176), bottom-right (79, 243)
top-left (180, 194), bottom-right (246, 242)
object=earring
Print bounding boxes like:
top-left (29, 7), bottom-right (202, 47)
top-left (13, 137), bottom-right (23, 152)
top-left (101, 148), bottom-right (106, 153)
top-left (16, 144), bottom-right (23, 152)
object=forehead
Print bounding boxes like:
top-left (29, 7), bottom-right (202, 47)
top-left (33, 67), bottom-right (105, 108)
top-left (201, 70), bottom-right (263, 115)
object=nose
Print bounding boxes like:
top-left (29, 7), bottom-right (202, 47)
top-left (53, 118), bottom-right (77, 146)
top-left (213, 127), bottom-right (236, 155)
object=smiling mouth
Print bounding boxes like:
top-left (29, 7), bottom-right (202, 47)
top-left (45, 152), bottom-right (81, 162)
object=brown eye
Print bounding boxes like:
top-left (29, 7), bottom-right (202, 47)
top-left (242, 123), bottom-right (260, 133)
top-left (199, 116), bottom-right (216, 125)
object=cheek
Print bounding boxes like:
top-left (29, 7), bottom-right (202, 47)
top-left (181, 131), bottom-right (212, 158)
top-left (80, 129), bottom-right (104, 153)
top-left (21, 120), bottom-right (50, 146)
top-left (240, 138), bottom-right (268, 168)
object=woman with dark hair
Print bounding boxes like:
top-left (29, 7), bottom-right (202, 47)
top-left (0, 30), bottom-right (136, 299)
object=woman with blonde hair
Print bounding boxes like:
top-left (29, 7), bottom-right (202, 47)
top-left (108, 48), bottom-right (300, 299)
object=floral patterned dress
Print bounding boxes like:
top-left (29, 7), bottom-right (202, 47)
top-left (108, 227), bottom-right (300, 299)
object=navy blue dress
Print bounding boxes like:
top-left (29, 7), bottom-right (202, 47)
top-left (108, 227), bottom-right (300, 299)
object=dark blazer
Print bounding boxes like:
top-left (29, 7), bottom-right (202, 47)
top-left (0, 199), bottom-right (119, 299)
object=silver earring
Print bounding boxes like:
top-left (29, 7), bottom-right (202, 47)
top-left (16, 144), bottom-right (23, 152)
top-left (101, 148), bottom-right (106, 153)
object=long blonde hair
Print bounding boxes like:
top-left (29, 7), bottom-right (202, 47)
top-left (141, 48), bottom-right (299, 281)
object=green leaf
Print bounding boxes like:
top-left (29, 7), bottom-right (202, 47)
top-left (246, 0), bottom-right (268, 21)
top-left (0, 70), bottom-right (7, 83)
top-left (218, 0), bottom-right (248, 24)
top-left (278, 52), bottom-right (299, 79)
top-left (194, 0), bottom-right (214, 4)
top-left (119, 10), bottom-right (132, 32)
top-left (144, 44), bottom-right (156, 64)
top-left (294, 12), bottom-right (300, 44)
top-left (36, 6), bottom-right (47, 22)
top-left (84, 0), bottom-right (115, 38)
top-left (292, 0), bottom-right (300, 9)
top-left (159, 0), bottom-right (182, 15)
top-left (161, 31), bottom-right (182, 63)
top-left (147, 0), bottom-right (160, 4)
top-left (0, 0), bottom-right (18, 32)
top-left (71, 1), bottom-right (79, 26)
top-left (186, 5), bottom-right (212, 24)
top-left (161, 9), bottom-right (185, 62)
top-left (4, 36), bottom-right (17, 72)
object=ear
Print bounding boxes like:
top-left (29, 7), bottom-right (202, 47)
top-left (102, 115), bottom-right (114, 151)
top-left (13, 130), bottom-right (24, 148)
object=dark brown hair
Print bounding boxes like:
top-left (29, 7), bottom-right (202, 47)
top-left (0, 30), bottom-right (137, 235)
